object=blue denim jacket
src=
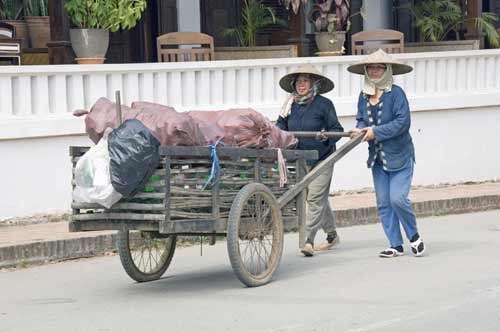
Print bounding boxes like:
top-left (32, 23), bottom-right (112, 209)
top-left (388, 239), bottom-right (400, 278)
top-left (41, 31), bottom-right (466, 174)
top-left (355, 84), bottom-right (415, 171)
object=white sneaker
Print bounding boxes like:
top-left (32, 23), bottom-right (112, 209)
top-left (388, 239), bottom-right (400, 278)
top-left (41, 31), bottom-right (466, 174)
top-left (379, 247), bottom-right (404, 258)
top-left (410, 237), bottom-right (426, 257)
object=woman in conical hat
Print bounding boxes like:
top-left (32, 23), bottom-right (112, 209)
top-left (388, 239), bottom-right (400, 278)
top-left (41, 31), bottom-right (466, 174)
top-left (348, 49), bottom-right (426, 258)
top-left (277, 64), bottom-right (344, 257)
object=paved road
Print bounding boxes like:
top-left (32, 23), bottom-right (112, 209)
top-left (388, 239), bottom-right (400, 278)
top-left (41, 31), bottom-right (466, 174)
top-left (1, 211), bottom-right (499, 332)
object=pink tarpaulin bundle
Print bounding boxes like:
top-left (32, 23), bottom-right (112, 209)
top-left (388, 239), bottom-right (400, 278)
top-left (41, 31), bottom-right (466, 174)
top-left (74, 98), bottom-right (139, 144)
top-left (75, 99), bottom-right (297, 149)
top-left (74, 98), bottom-right (205, 146)
top-left (189, 108), bottom-right (297, 148)
top-left (188, 109), bottom-right (295, 148)
top-left (132, 102), bottom-right (205, 146)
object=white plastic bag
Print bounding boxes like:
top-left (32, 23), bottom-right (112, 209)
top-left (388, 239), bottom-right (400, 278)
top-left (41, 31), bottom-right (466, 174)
top-left (73, 134), bottom-right (122, 208)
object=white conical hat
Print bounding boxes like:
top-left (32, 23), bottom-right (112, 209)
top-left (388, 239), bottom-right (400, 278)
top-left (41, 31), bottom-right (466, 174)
top-left (279, 64), bottom-right (334, 94)
top-left (347, 49), bottom-right (413, 75)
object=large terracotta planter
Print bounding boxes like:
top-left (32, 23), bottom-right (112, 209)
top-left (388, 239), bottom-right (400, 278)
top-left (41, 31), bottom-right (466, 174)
top-left (1, 19), bottom-right (30, 49)
top-left (314, 31), bottom-right (346, 53)
top-left (25, 16), bottom-right (51, 49)
top-left (75, 57), bottom-right (106, 64)
top-left (70, 29), bottom-right (109, 61)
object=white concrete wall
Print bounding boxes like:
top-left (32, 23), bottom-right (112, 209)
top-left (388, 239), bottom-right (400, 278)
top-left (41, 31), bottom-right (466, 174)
top-left (333, 107), bottom-right (500, 190)
top-left (0, 135), bottom-right (92, 220)
top-left (1, 50), bottom-right (500, 218)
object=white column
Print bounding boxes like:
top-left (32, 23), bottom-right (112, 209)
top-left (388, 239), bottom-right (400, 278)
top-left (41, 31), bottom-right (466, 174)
top-left (177, 0), bottom-right (200, 32)
top-left (362, 0), bottom-right (392, 30)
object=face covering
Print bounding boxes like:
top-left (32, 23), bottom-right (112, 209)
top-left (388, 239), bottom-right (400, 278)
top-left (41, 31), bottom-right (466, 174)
top-left (363, 64), bottom-right (393, 96)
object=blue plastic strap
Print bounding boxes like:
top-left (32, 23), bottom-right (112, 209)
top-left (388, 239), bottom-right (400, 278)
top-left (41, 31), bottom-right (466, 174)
top-left (202, 138), bottom-right (223, 190)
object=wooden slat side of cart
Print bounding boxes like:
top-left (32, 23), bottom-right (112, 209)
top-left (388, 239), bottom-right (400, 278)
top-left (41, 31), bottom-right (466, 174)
top-left (70, 146), bottom-right (317, 234)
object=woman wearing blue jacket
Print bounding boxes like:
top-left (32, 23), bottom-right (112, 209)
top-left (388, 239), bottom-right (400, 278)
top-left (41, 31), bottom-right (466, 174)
top-left (349, 49), bottom-right (426, 258)
top-left (276, 64), bottom-right (344, 257)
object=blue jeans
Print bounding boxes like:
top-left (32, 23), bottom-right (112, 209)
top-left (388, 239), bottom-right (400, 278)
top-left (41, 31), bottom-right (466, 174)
top-left (371, 162), bottom-right (419, 248)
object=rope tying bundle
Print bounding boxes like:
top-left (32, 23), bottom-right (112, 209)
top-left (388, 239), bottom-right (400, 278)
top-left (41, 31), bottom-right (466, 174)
top-left (202, 138), bottom-right (223, 190)
top-left (276, 148), bottom-right (288, 188)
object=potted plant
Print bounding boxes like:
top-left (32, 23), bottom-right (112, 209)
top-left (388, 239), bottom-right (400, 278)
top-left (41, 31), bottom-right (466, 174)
top-left (308, 0), bottom-right (351, 54)
top-left (221, 0), bottom-right (285, 47)
top-left (216, 0), bottom-right (296, 60)
top-left (65, 0), bottom-right (146, 64)
top-left (404, 0), bottom-right (499, 51)
top-left (0, 0), bottom-right (29, 48)
top-left (23, 0), bottom-right (50, 49)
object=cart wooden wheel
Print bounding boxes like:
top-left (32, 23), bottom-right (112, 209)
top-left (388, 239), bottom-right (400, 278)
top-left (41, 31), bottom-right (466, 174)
top-left (227, 183), bottom-right (284, 287)
top-left (117, 230), bottom-right (176, 282)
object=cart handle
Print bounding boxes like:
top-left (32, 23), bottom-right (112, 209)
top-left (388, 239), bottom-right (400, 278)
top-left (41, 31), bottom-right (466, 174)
top-left (291, 131), bottom-right (352, 138)
top-left (277, 132), bottom-right (365, 209)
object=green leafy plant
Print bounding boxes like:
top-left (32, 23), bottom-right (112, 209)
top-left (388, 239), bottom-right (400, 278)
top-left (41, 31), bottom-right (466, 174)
top-left (221, 0), bottom-right (286, 47)
top-left (23, 0), bottom-right (48, 16)
top-left (0, 0), bottom-right (23, 20)
top-left (406, 0), bottom-right (499, 47)
top-left (65, 0), bottom-right (147, 32)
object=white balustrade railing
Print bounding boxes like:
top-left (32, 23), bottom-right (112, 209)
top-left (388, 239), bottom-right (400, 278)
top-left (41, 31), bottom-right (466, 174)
top-left (1, 49), bottom-right (500, 140)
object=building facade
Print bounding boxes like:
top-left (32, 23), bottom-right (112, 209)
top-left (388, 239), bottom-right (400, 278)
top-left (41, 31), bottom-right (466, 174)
top-left (39, 0), bottom-right (500, 64)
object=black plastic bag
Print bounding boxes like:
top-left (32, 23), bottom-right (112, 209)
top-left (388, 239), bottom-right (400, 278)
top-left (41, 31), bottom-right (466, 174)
top-left (108, 119), bottom-right (161, 197)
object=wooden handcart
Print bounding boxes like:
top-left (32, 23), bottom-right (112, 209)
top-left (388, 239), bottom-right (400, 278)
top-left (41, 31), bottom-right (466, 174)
top-left (69, 132), bottom-right (363, 287)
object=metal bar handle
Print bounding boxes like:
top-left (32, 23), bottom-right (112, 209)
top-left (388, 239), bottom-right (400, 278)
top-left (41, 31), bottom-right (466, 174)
top-left (277, 132), bottom-right (365, 209)
top-left (115, 90), bottom-right (122, 125)
top-left (290, 131), bottom-right (352, 138)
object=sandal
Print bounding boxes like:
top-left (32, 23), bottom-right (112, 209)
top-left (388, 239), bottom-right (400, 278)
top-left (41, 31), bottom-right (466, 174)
top-left (379, 247), bottom-right (404, 258)
top-left (300, 243), bottom-right (314, 257)
top-left (410, 237), bottom-right (425, 257)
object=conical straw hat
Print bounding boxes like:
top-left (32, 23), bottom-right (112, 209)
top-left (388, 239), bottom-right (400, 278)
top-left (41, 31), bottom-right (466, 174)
top-left (279, 64), bottom-right (334, 94)
top-left (347, 49), bottom-right (413, 75)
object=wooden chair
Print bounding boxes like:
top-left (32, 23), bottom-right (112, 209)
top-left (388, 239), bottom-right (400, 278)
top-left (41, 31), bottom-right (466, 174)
top-left (157, 32), bottom-right (215, 62)
top-left (0, 22), bottom-right (21, 65)
top-left (351, 29), bottom-right (404, 55)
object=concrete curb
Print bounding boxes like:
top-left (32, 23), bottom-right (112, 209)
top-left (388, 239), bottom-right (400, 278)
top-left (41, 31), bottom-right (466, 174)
top-left (0, 234), bottom-right (119, 269)
top-left (335, 194), bottom-right (500, 227)
top-left (1, 194), bottom-right (499, 269)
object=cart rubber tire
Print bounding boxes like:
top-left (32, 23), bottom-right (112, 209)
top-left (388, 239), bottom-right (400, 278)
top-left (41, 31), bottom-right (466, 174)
top-left (118, 230), bottom-right (176, 282)
top-left (227, 183), bottom-right (284, 287)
